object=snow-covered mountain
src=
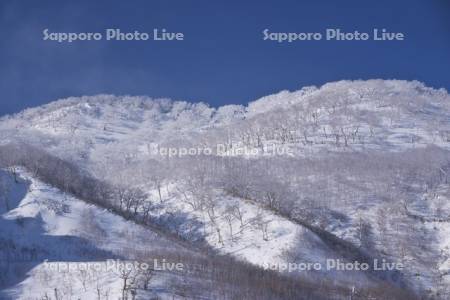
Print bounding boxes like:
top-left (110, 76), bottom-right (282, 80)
top-left (2, 80), bottom-right (449, 164)
top-left (1, 79), bottom-right (449, 299)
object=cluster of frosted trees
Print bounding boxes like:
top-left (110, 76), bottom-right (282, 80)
top-left (1, 142), bottom-right (442, 298)
top-left (93, 141), bottom-right (450, 258)
top-left (208, 85), bottom-right (450, 152)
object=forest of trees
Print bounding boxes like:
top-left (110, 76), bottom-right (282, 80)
top-left (0, 141), bottom-right (424, 299)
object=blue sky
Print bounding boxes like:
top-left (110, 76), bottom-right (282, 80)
top-left (0, 0), bottom-right (449, 116)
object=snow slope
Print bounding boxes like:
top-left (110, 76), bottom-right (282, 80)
top-left (0, 169), bottom-right (196, 300)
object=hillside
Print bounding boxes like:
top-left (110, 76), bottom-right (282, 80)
top-left (1, 79), bottom-right (449, 299)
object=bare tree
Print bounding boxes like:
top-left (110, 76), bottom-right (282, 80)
top-left (223, 213), bottom-right (235, 242)
top-left (0, 175), bottom-right (11, 211)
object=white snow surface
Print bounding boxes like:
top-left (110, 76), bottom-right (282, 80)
top-left (0, 169), bottom-right (191, 300)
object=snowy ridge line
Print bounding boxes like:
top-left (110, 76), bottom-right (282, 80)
top-left (0, 143), bottom-right (202, 253)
